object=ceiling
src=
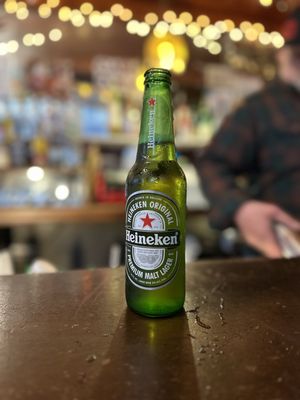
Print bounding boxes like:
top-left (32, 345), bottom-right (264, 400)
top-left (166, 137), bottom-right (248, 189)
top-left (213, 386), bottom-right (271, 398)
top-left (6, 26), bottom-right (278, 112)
top-left (0, 0), bottom-right (299, 76)
top-left (52, 0), bottom-right (300, 29)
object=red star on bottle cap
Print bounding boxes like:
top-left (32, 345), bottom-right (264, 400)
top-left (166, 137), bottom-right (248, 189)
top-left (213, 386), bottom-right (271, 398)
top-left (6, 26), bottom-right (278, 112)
top-left (141, 213), bottom-right (155, 228)
top-left (148, 98), bottom-right (156, 106)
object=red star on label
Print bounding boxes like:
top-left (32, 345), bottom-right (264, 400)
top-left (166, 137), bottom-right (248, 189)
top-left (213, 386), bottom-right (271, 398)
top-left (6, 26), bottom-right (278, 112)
top-left (141, 213), bottom-right (155, 228)
top-left (148, 98), bottom-right (156, 106)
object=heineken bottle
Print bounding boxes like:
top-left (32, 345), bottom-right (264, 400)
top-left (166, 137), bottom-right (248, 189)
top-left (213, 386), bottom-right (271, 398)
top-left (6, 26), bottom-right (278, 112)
top-left (125, 68), bottom-right (186, 317)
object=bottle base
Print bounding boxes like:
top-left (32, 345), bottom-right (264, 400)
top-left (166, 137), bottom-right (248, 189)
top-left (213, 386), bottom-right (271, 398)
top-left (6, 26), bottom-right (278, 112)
top-left (127, 304), bottom-right (185, 318)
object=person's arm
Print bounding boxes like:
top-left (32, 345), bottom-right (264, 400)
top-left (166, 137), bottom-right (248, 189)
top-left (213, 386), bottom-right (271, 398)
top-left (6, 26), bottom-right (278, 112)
top-left (197, 100), bottom-right (300, 257)
top-left (234, 200), bottom-right (300, 258)
top-left (197, 101), bottom-right (257, 230)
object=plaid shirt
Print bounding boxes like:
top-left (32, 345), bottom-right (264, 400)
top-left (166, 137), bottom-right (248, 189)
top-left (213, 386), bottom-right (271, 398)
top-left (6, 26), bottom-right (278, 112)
top-left (197, 79), bottom-right (300, 230)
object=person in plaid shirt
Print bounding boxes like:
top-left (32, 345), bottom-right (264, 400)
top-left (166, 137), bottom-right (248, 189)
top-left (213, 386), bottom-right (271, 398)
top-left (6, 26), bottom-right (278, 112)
top-left (198, 8), bottom-right (300, 258)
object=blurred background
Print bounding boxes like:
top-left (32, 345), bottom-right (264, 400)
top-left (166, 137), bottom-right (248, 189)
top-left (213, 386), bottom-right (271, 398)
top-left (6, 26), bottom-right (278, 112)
top-left (0, 0), bottom-right (298, 273)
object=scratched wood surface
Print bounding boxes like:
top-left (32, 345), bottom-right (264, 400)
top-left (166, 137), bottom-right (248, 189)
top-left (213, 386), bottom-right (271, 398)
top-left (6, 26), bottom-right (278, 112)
top-left (0, 258), bottom-right (299, 400)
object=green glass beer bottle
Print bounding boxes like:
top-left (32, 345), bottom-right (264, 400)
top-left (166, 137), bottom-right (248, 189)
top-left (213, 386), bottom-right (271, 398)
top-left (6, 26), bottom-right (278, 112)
top-left (125, 68), bottom-right (186, 317)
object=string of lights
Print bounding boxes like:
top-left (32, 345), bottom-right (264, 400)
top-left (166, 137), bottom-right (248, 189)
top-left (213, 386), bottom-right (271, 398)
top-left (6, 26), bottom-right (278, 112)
top-left (1, 0), bottom-right (285, 58)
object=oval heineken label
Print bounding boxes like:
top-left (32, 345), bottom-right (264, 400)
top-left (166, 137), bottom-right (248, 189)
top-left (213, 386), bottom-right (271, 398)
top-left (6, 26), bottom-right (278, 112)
top-left (125, 190), bottom-right (180, 290)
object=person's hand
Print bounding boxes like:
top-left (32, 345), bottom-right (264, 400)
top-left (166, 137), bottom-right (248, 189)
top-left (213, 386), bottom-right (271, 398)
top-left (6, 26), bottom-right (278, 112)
top-left (234, 200), bottom-right (300, 258)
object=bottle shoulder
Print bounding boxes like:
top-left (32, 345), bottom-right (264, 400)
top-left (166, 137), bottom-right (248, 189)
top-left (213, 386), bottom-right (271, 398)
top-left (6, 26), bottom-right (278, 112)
top-left (126, 159), bottom-right (186, 206)
top-left (127, 159), bottom-right (186, 179)
top-left (126, 160), bottom-right (186, 195)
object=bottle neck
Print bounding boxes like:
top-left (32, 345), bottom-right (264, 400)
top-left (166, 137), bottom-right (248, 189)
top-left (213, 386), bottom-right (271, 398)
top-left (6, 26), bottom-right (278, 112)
top-left (136, 82), bottom-right (176, 161)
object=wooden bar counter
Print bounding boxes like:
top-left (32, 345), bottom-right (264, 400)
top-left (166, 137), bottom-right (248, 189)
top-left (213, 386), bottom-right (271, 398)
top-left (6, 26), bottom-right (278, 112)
top-left (0, 204), bottom-right (125, 226)
top-left (0, 205), bottom-right (206, 226)
top-left (0, 258), bottom-right (299, 400)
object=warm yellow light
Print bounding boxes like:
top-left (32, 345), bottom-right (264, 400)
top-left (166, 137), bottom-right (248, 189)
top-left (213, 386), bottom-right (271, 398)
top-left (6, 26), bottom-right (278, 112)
top-left (16, 7), bottom-right (29, 19)
top-left (38, 4), bottom-right (51, 18)
top-left (4, 0), bottom-right (18, 14)
top-left (89, 11), bottom-right (102, 27)
top-left (119, 8), bottom-right (132, 22)
top-left (157, 41), bottom-right (175, 59)
top-left (159, 60), bottom-right (172, 70)
top-left (126, 20), bottom-right (139, 34)
top-left (100, 11), bottom-right (113, 28)
top-left (153, 21), bottom-right (169, 38)
top-left (23, 33), bottom-right (34, 46)
top-left (272, 33), bottom-right (285, 48)
top-left (71, 11), bottom-right (85, 27)
top-left (193, 35), bottom-right (207, 48)
top-left (144, 33), bottom-right (189, 73)
top-left (80, 2), bottom-right (93, 15)
top-left (259, 0), bottom-right (272, 6)
top-left (7, 40), bottom-right (19, 53)
top-left (197, 15), bottom-right (210, 27)
top-left (145, 12), bottom-right (158, 25)
top-left (270, 31), bottom-right (280, 38)
top-left (259, 31), bottom-right (271, 45)
top-left (110, 3), bottom-right (123, 17)
top-left (136, 73), bottom-right (144, 92)
top-left (245, 28), bottom-right (258, 41)
top-left (215, 21), bottom-right (227, 33)
top-left (17, 1), bottom-right (26, 10)
top-left (0, 43), bottom-right (8, 56)
top-left (179, 11), bottom-right (193, 24)
top-left (72, 18), bottom-right (85, 27)
top-left (224, 19), bottom-right (235, 31)
top-left (172, 58), bottom-right (186, 74)
top-left (170, 20), bottom-right (186, 35)
top-left (58, 6), bottom-right (71, 21)
top-left (33, 33), bottom-right (45, 46)
top-left (203, 25), bottom-right (221, 40)
top-left (49, 28), bottom-right (62, 41)
top-left (47, 0), bottom-right (60, 8)
top-left (77, 82), bottom-right (93, 98)
top-left (186, 22), bottom-right (200, 37)
top-left (163, 10), bottom-right (176, 23)
top-left (208, 41), bottom-right (222, 55)
top-left (253, 22), bottom-right (265, 33)
top-left (229, 28), bottom-right (243, 41)
top-left (240, 21), bottom-right (252, 32)
top-left (137, 22), bottom-right (150, 37)
top-left (71, 9), bottom-right (82, 18)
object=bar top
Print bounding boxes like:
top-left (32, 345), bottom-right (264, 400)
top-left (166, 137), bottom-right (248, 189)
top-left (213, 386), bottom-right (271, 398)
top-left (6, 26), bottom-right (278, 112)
top-left (0, 258), bottom-right (299, 400)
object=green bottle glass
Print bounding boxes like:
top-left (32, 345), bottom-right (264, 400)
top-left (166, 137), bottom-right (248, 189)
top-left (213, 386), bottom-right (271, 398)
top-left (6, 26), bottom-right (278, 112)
top-left (125, 68), bottom-right (186, 317)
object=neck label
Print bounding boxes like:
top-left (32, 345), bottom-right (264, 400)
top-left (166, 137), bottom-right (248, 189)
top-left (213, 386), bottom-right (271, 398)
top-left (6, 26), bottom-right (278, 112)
top-left (125, 190), bottom-right (181, 290)
top-left (147, 97), bottom-right (156, 150)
